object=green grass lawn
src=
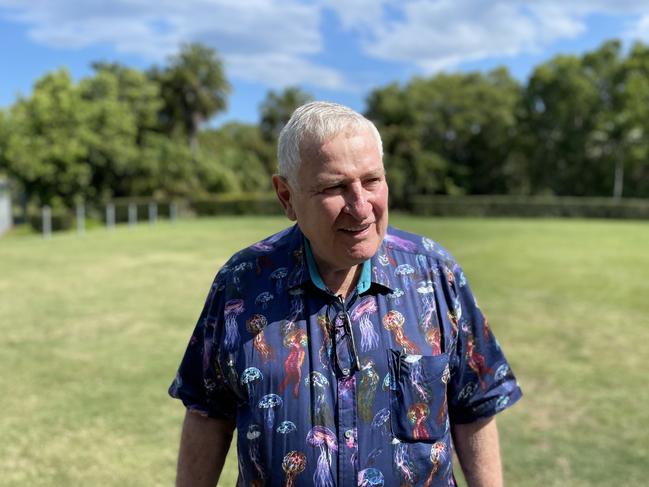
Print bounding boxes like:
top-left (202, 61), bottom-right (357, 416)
top-left (1, 215), bottom-right (647, 486)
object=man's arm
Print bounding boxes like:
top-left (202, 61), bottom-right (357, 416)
top-left (176, 409), bottom-right (236, 487)
top-left (452, 416), bottom-right (503, 487)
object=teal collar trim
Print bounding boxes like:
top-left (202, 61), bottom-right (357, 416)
top-left (303, 237), bottom-right (372, 294)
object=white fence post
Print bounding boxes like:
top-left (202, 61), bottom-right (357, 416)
top-left (106, 203), bottom-right (115, 230)
top-left (170, 202), bottom-right (178, 222)
top-left (76, 203), bottom-right (85, 235)
top-left (42, 205), bottom-right (52, 239)
top-left (148, 202), bottom-right (157, 224)
top-left (128, 203), bottom-right (137, 227)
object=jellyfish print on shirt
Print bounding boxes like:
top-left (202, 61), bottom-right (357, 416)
top-left (358, 467), bottom-right (385, 487)
top-left (306, 426), bottom-right (338, 487)
top-left (351, 296), bottom-right (380, 352)
top-left (232, 261), bottom-right (254, 290)
top-left (246, 423), bottom-right (265, 483)
top-left (276, 420), bottom-right (297, 435)
top-left (345, 426), bottom-right (358, 467)
top-left (258, 393), bottom-right (282, 431)
top-left (223, 298), bottom-right (245, 352)
top-left (421, 236), bottom-right (435, 252)
top-left (269, 267), bottom-right (288, 294)
top-left (246, 314), bottom-right (275, 363)
top-left (358, 358), bottom-right (380, 423)
top-left (415, 280), bottom-right (441, 355)
top-left (386, 287), bottom-right (404, 305)
top-left (404, 354), bottom-right (431, 402)
top-left (467, 334), bottom-right (493, 390)
top-left (407, 403), bottom-right (431, 440)
top-left (395, 264), bottom-right (416, 290)
top-left (384, 234), bottom-right (418, 252)
top-left (305, 371), bottom-right (333, 426)
top-left (338, 375), bottom-right (356, 402)
top-left (423, 441), bottom-right (449, 487)
top-left (316, 313), bottom-right (333, 369)
top-left (372, 265), bottom-right (390, 287)
top-left (287, 248), bottom-right (305, 288)
top-left (394, 441), bottom-right (419, 486)
top-left (278, 328), bottom-right (308, 398)
top-left (383, 310), bottom-right (421, 354)
top-left (287, 288), bottom-right (305, 327)
top-left (240, 367), bottom-right (263, 403)
top-left (371, 408), bottom-right (391, 437)
top-left (282, 450), bottom-right (307, 487)
top-left (255, 291), bottom-right (274, 310)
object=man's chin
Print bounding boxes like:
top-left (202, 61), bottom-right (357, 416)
top-left (344, 241), bottom-right (380, 263)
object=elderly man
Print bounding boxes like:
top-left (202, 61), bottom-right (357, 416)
top-left (169, 101), bottom-right (522, 486)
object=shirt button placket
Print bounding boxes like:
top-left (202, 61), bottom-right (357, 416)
top-left (333, 302), bottom-right (358, 486)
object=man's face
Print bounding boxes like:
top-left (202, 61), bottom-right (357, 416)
top-left (273, 127), bottom-right (389, 274)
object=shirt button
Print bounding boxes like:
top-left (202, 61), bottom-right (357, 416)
top-left (342, 367), bottom-right (350, 377)
top-left (344, 429), bottom-right (353, 439)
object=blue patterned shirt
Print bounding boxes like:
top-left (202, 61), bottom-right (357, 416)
top-left (169, 224), bottom-right (522, 486)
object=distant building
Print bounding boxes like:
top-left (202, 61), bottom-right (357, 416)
top-left (0, 178), bottom-right (12, 236)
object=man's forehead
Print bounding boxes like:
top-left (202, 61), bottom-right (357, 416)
top-left (299, 126), bottom-right (374, 156)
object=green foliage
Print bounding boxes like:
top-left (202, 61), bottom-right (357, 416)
top-left (4, 69), bottom-right (92, 206)
top-left (367, 68), bottom-right (523, 207)
top-left (3, 38), bottom-right (649, 214)
top-left (199, 123), bottom-right (273, 192)
top-left (149, 42), bottom-right (230, 147)
top-left (411, 194), bottom-right (649, 219)
top-left (522, 40), bottom-right (649, 198)
top-left (259, 86), bottom-right (313, 143)
top-left (0, 109), bottom-right (9, 174)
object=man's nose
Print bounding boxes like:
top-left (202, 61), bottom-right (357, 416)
top-left (344, 184), bottom-right (371, 220)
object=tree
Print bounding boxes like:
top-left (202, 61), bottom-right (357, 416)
top-left (521, 40), bottom-right (649, 197)
top-left (366, 69), bottom-right (522, 206)
top-left (259, 87), bottom-right (313, 143)
top-left (4, 69), bottom-right (92, 207)
top-left (150, 43), bottom-right (230, 150)
top-left (199, 123), bottom-right (272, 192)
top-left (258, 87), bottom-right (312, 175)
top-left (79, 63), bottom-right (166, 200)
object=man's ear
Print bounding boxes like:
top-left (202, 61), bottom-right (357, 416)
top-left (272, 175), bottom-right (297, 221)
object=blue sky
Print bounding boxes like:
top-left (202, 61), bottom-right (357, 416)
top-left (1, 1), bottom-right (648, 125)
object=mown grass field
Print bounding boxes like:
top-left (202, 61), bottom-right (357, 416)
top-left (1, 215), bottom-right (647, 486)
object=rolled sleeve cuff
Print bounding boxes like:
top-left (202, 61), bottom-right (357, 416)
top-left (449, 379), bottom-right (522, 424)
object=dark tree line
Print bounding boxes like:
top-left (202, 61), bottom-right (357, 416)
top-left (0, 39), bottom-right (648, 212)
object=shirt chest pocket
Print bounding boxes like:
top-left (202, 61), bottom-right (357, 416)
top-left (387, 349), bottom-right (450, 443)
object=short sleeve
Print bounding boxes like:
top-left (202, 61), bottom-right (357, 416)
top-left (446, 263), bottom-right (522, 424)
top-left (168, 273), bottom-right (238, 419)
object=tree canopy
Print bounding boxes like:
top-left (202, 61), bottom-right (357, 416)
top-left (1, 39), bottom-right (648, 211)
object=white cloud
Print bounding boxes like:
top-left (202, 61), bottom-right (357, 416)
top-left (0, 0), bottom-right (343, 89)
top-left (228, 52), bottom-right (347, 90)
top-left (324, 0), bottom-right (649, 73)
top-left (624, 14), bottom-right (649, 43)
top-left (3, 0), bottom-right (649, 90)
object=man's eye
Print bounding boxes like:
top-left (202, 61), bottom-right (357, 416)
top-left (323, 184), bottom-right (343, 193)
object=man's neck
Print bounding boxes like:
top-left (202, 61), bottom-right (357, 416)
top-left (320, 265), bottom-right (361, 299)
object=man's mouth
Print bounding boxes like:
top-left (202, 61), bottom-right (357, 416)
top-left (340, 223), bottom-right (373, 234)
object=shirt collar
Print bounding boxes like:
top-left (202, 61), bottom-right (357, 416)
top-left (303, 237), bottom-right (372, 294)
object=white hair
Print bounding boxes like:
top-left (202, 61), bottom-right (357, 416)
top-left (277, 101), bottom-right (383, 188)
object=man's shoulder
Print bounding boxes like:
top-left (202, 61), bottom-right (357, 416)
top-left (218, 225), bottom-right (299, 278)
top-left (384, 225), bottom-right (456, 265)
